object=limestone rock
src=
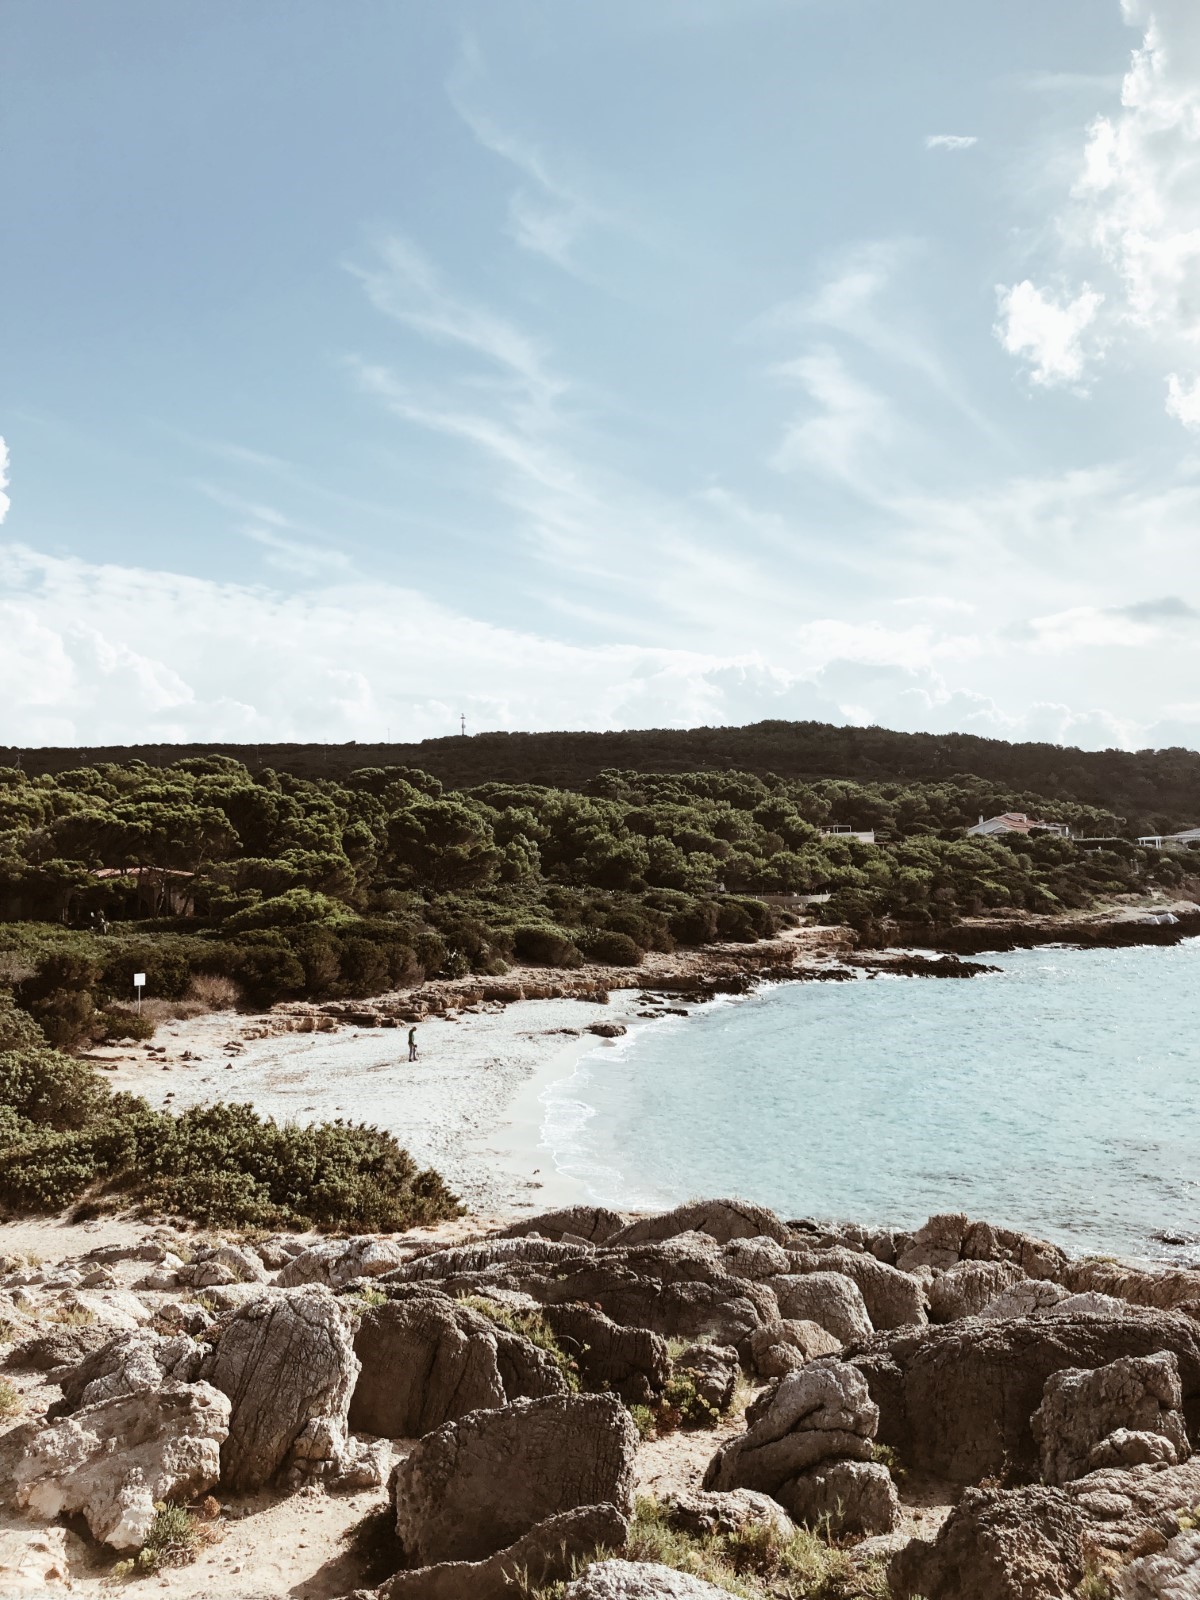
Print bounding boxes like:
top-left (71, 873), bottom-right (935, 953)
top-left (0, 1526), bottom-right (86, 1592)
top-left (721, 1236), bottom-right (791, 1281)
top-left (543, 1303), bottom-right (670, 1404)
top-left (766, 1272), bottom-right (873, 1345)
top-left (8, 1323), bottom-right (116, 1372)
top-left (608, 1199), bottom-right (791, 1248)
top-left (1061, 1258), bottom-right (1200, 1319)
top-left (747, 1318), bottom-right (842, 1378)
top-left (278, 1236), bottom-right (413, 1289)
top-left (927, 1261), bottom-right (1025, 1323)
top-left (202, 1285), bottom-right (359, 1491)
top-left (393, 1392), bottom-right (638, 1565)
top-left (672, 1343), bottom-right (739, 1414)
top-left (979, 1278), bottom-right (1069, 1319)
top-left (385, 1236), bottom-right (593, 1283)
top-left (663, 1488), bottom-right (794, 1540)
top-left (1117, 1529), bottom-right (1200, 1600)
top-left (0, 1382), bottom-right (229, 1550)
top-left (499, 1205), bottom-right (626, 1244)
top-left (1032, 1352), bottom-right (1190, 1485)
top-left (777, 1457), bottom-right (899, 1536)
top-left (800, 1247), bottom-right (928, 1330)
top-left (703, 1359), bottom-right (878, 1495)
top-left (895, 1213), bottom-right (970, 1274)
top-left (54, 1329), bottom-right (204, 1414)
top-left (889, 1485), bottom-right (1086, 1600)
top-left (379, 1504), bottom-right (630, 1600)
top-left (564, 1562), bottom-right (735, 1598)
top-left (203, 1243), bottom-right (269, 1283)
top-left (348, 1294), bottom-right (566, 1436)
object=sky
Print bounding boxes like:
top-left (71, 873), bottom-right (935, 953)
top-left (3, 0), bottom-right (1200, 752)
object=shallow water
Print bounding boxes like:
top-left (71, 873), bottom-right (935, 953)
top-left (541, 940), bottom-right (1200, 1260)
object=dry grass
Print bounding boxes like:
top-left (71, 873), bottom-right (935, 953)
top-left (0, 1378), bottom-right (23, 1418)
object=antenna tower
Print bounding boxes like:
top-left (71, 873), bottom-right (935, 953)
top-left (460, 713), bottom-right (467, 737)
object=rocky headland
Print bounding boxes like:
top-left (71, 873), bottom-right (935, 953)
top-left (1, 1198), bottom-right (1199, 1598)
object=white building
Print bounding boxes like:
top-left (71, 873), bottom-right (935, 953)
top-left (967, 812), bottom-right (1070, 839)
top-left (1137, 827), bottom-right (1200, 849)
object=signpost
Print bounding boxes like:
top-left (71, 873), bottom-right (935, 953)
top-left (133, 973), bottom-right (146, 1015)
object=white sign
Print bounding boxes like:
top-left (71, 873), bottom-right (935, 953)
top-left (133, 973), bottom-right (146, 988)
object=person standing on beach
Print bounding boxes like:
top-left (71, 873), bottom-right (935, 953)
top-left (408, 1025), bottom-right (418, 1062)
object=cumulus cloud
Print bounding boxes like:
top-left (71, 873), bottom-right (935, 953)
top-left (925, 134), bottom-right (978, 151)
top-left (1166, 372), bottom-right (1200, 429)
top-left (994, 280), bottom-right (1104, 386)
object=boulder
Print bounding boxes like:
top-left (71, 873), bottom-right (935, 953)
top-left (721, 1236), bottom-right (791, 1281)
top-left (703, 1359), bottom-right (878, 1495)
top-left (0, 1526), bottom-right (87, 1593)
top-left (851, 1307), bottom-right (1200, 1482)
top-left (672, 1343), bottom-right (739, 1415)
top-left (747, 1318), bottom-right (842, 1378)
top-left (393, 1392), bottom-right (638, 1565)
top-left (608, 1199), bottom-right (791, 1248)
top-left (927, 1261), bottom-right (1025, 1323)
top-left (7, 1324), bottom-right (116, 1372)
top-left (895, 1213), bottom-right (969, 1273)
top-left (776, 1457), bottom-right (899, 1536)
top-left (959, 1220), bottom-right (1068, 1280)
top-left (201, 1243), bottom-right (269, 1283)
top-left (379, 1504), bottom-right (629, 1600)
top-left (1032, 1352), bottom-right (1190, 1484)
top-left (662, 1488), bottom-right (794, 1540)
top-left (889, 1484), bottom-right (1087, 1600)
top-left (348, 1294), bottom-right (566, 1436)
top-left (765, 1273), bottom-right (873, 1345)
top-left (1061, 1259), bottom-right (1200, 1319)
top-left (0, 1382), bottom-right (228, 1550)
top-left (542, 1304), bottom-right (670, 1404)
top-left (799, 1247), bottom-right (928, 1330)
top-left (979, 1279), bottom-right (1069, 1320)
top-left (1117, 1529), bottom-right (1200, 1600)
top-left (278, 1236), bottom-right (413, 1289)
top-left (564, 1563), bottom-right (734, 1598)
top-left (384, 1237), bottom-right (593, 1283)
top-left (53, 1329), bottom-right (203, 1414)
top-left (203, 1285), bottom-right (359, 1491)
top-left (499, 1205), bottom-right (626, 1245)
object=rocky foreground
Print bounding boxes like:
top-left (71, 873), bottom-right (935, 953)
top-left (1, 1202), bottom-right (1199, 1598)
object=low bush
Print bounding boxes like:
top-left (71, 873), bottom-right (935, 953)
top-left (578, 930), bottom-right (643, 967)
top-left (512, 925), bottom-right (584, 968)
top-left (460, 1297), bottom-right (580, 1391)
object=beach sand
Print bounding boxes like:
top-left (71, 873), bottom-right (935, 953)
top-left (96, 992), bottom-right (655, 1215)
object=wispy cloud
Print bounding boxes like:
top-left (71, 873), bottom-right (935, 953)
top-left (925, 134), bottom-right (978, 151)
top-left (0, 436), bottom-right (9, 525)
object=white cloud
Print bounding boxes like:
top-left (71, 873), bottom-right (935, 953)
top-left (770, 349), bottom-right (894, 480)
top-left (925, 134), bottom-right (978, 151)
top-left (0, 436), bottom-right (9, 525)
top-left (1166, 371), bottom-right (1200, 429)
top-left (994, 280), bottom-right (1104, 386)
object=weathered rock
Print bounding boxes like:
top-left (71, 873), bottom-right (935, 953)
top-left (765, 1272), bottom-right (873, 1345)
top-left (348, 1294), bottom-right (566, 1436)
top-left (50, 1289), bottom-right (151, 1330)
top-left (1032, 1352), bottom-right (1190, 1484)
top-left (379, 1504), bottom-right (630, 1600)
top-left (889, 1485), bottom-right (1087, 1600)
top-left (851, 1307), bottom-right (1200, 1482)
top-left (202, 1285), bottom-right (359, 1490)
top-left (776, 1457), bottom-right (899, 1536)
top-left (385, 1237), bottom-right (593, 1283)
top-left (927, 1260), bottom-right (1025, 1323)
top-left (704, 1360), bottom-right (878, 1495)
top-left (663, 1488), bottom-right (794, 1540)
top-left (1055, 1290), bottom-right (1136, 1317)
top-left (979, 1278), bottom-right (1069, 1319)
top-left (0, 1382), bottom-right (229, 1550)
top-left (895, 1213), bottom-right (970, 1274)
top-left (1117, 1529), bottom-right (1200, 1600)
top-left (499, 1205), bottom-right (626, 1244)
top-left (202, 1243), bottom-right (269, 1283)
top-left (178, 1259), bottom-right (239, 1288)
top-left (564, 1562), bottom-right (733, 1598)
top-left (747, 1318), bottom-right (842, 1378)
top-left (278, 1236), bottom-right (413, 1289)
top-left (543, 1304), bottom-right (670, 1404)
top-left (673, 1343), bottom-right (739, 1415)
top-left (608, 1199), bottom-right (790, 1248)
top-left (252, 1234), bottom-right (310, 1270)
top-left (721, 1236), bottom-right (791, 1281)
top-left (7, 1323), bottom-right (116, 1372)
top-left (800, 1247), bottom-right (928, 1330)
top-left (1061, 1259), bottom-right (1200, 1319)
top-left (54, 1328), bottom-right (203, 1414)
top-left (960, 1220), bottom-right (1069, 1280)
top-left (393, 1392), bottom-right (638, 1565)
top-left (0, 1526), bottom-right (87, 1593)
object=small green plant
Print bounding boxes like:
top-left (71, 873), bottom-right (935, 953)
top-left (354, 1284), bottom-right (388, 1309)
top-left (628, 1403), bottom-right (657, 1441)
top-left (1177, 1502), bottom-right (1200, 1531)
top-left (45, 1305), bottom-right (96, 1327)
top-left (459, 1297), bottom-right (580, 1391)
top-left (0, 1317), bottom-right (16, 1344)
top-left (870, 1441), bottom-right (906, 1481)
top-left (133, 1503), bottom-right (200, 1572)
top-left (1075, 1560), bottom-right (1116, 1600)
top-left (0, 1378), bottom-right (22, 1417)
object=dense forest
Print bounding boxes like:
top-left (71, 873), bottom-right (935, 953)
top-left (5, 719), bottom-right (1199, 833)
top-left (0, 737), bottom-right (1194, 1230)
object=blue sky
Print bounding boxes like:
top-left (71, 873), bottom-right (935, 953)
top-left (3, 0), bottom-right (1200, 749)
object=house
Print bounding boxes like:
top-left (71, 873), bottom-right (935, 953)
top-left (967, 812), bottom-right (1070, 839)
top-left (820, 825), bottom-right (876, 844)
top-left (1137, 827), bottom-right (1200, 850)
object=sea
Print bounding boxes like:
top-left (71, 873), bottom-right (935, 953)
top-left (539, 939), bottom-right (1200, 1262)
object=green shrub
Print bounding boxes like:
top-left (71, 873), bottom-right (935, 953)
top-left (225, 888), bottom-right (355, 933)
top-left (100, 1006), bottom-right (156, 1042)
top-left (0, 1378), bottom-right (21, 1417)
top-left (459, 1297), bottom-right (580, 1390)
top-left (512, 925), bottom-right (584, 968)
top-left (578, 930), bottom-right (643, 967)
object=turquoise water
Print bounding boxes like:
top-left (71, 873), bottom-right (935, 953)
top-left (541, 940), bottom-right (1200, 1261)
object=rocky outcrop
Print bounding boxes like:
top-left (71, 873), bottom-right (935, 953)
top-left (278, 1236), bottom-right (413, 1289)
top-left (1117, 1530), bottom-right (1200, 1600)
top-left (499, 1205), bottom-right (626, 1244)
top-left (203, 1285), bottom-right (360, 1491)
top-left (776, 1457), bottom-right (899, 1536)
top-left (564, 1563), bottom-right (734, 1598)
top-left (542, 1304), bottom-right (670, 1404)
top-left (1031, 1352), bottom-right (1190, 1484)
top-left (1060, 1259), bottom-right (1200, 1319)
top-left (53, 1329), bottom-right (203, 1414)
top-left (850, 1306), bottom-right (1200, 1481)
top-left (662, 1488), bottom-right (794, 1539)
top-left (379, 1504), bottom-right (630, 1600)
top-left (765, 1272), bottom-right (873, 1345)
top-left (979, 1279), bottom-right (1069, 1319)
top-left (393, 1392), bottom-right (638, 1565)
top-left (889, 1484), bottom-right (1087, 1600)
top-left (721, 1236), bottom-right (791, 1281)
top-left (348, 1294), bottom-right (566, 1436)
top-left (0, 1383), bottom-right (229, 1550)
top-left (927, 1260), bottom-right (1025, 1323)
top-left (796, 1247), bottom-right (928, 1330)
top-left (384, 1237), bottom-right (593, 1283)
top-left (607, 1199), bottom-right (790, 1248)
top-left (672, 1343), bottom-right (739, 1415)
top-left (747, 1318), bottom-right (842, 1377)
top-left (703, 1360), bottom-right (878, 1499)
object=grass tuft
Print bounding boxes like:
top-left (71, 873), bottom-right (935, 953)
top-left (0, 1378), bottom-right (22, 1417)
top-left (459, 1296), bottom-right (581, 1391)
